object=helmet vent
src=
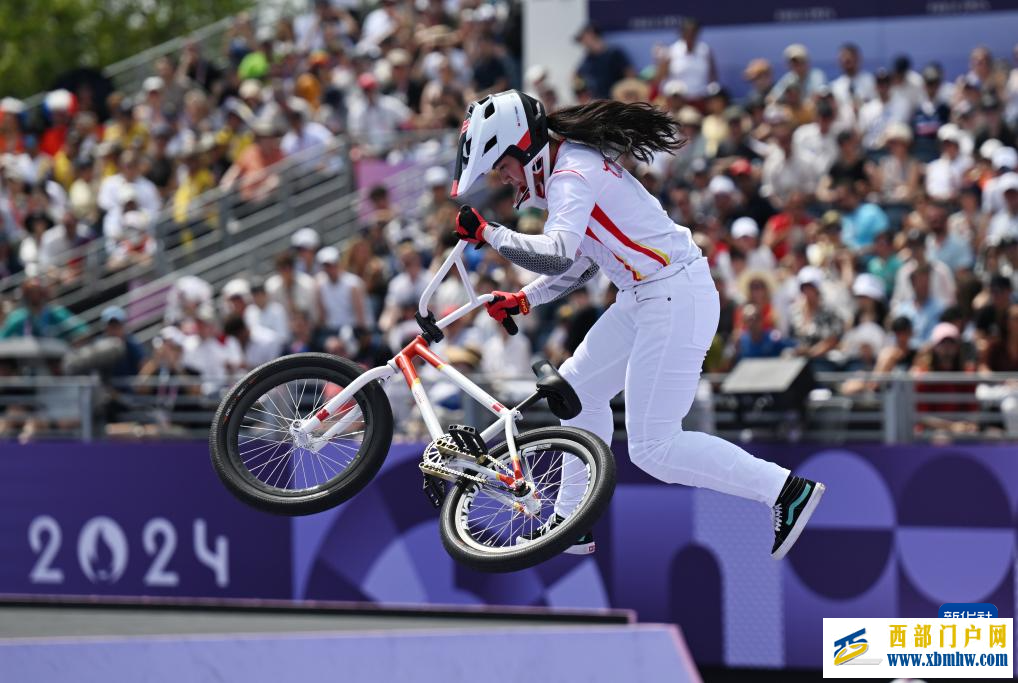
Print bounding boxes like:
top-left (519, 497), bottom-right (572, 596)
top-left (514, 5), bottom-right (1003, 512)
top-left (483, 135), bottom-right (498, 154)
top-left (483, 101), bottom-right (496, 118)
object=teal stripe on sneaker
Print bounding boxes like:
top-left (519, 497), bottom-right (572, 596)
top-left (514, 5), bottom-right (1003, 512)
top-left (786, 484), bottom-right (812, 525)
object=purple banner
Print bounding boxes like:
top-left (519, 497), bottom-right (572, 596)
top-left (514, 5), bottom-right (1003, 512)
top-left (589, 0), bottom-right (1014, 30)
top-left (3, 439), bottom-right (1018, 670)
top-left (0, 442), bottom-right (291, 599)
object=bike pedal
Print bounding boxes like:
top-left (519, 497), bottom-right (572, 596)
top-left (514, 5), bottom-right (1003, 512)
top-left (422, 474), bottom-right (446, 509)
top-left (447, 424), bottom-right (488, 457)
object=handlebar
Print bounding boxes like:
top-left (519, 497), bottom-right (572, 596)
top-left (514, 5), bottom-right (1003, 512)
top-left (418, 241), bottom-right (521, 337)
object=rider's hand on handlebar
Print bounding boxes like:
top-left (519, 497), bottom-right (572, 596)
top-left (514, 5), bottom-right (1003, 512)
top-left (485, 290), bottom-right (529, 335)
top-left (454, 205), bottom-right (487, 247)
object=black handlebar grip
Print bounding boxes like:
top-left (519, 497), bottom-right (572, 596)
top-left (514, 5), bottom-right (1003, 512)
top-left (501, 316), bottom-right (519, 335)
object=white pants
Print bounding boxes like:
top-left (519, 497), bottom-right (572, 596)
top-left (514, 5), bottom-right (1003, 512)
top-left (555, 258), bottom-right (790, 516)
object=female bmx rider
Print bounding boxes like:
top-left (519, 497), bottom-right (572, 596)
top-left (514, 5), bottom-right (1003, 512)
top-left (450, 90), bottom-right (825, 559)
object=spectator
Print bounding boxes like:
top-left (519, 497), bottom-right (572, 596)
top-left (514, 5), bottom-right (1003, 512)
top-left (280, 97), bottom-right (334, 159)
top-left (770, 44), bottom-right (826, 102)
top-left (39, 209), bottom-right (92, 285)
top-left (761, 190), bottom-right (811, 262)
top-left (873, 124), bottom-right (920, 205)
top-left (134, 326), bottom-right (201, 428)
top-left (100, 305), bottom-right (147, 378)
top-left (979, 302), bottom-right (1018, 434)
top-left (244, 277), bottom-right (290, 343)
top-left (220, 117), bottom-right (286, 204)
top-left (834, 180), bottom-right (889, 252)
top-left (380, 243), bottom-right (428, 331)
top-left (735, 303), bottom-right (792, 360)
top-left (316, 245), bottom-right (368, 332)
top-left (983, 147), bottom-right (1018, 216)
top-left (792, 98), bottom-right (841, 175)
top-left (222, 313), bottom-right (281, 369)
top-left (107, 210), bottom-right (156, 271)
top-left (97, 149), bottom-right (161, 218)
top-left (574, 23), bottom-right (633, 101)
top-left (893, 230), bottom-right (957, 307)
top-left (912, 321), bottom-right (977, 436)
top-left (760, 106), bottom-right (820, 207)
top-left (346, 73), bottom-right (413, 155)
top-left (731, 217), bottom-right (775, 270)
top-left (742, 59), bottom-right (773, 103)
top-left (0, 277), bottom-right (86, 340)
top-left (894, 264), bottom-right (946, 343)
top-left (266, 251), bottom-right (317, 323)
top-left (925, 124), bottom-right (972, 202)
top-left (830, 43), bottom-right (876, 112)
top-left (925, 200), bottom-right (974, 271)
top-left (661, 17), bottom-right (717, 103)
top-left (291, 227), bottom-right (321, 275)
top-left (867, 230), bottom-right (904, 294)
top-left (789, 266), bottom-right (844, 368)
top-left (858, 69), bottom-right (909, 151)
top-left (988, 174), bottom-right (1018, 246)
top-left (182, 305), bottom-right (241, 395)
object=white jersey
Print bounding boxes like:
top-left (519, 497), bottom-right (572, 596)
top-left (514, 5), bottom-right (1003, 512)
top-left (545, 141), bottom-right (700, 288)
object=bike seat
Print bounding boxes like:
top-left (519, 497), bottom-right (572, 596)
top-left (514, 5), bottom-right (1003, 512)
top-left (532, 359), bottom-right (582, 420)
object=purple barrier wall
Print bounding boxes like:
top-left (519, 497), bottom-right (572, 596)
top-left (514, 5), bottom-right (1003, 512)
top-left (0, 442), bottom-right (292, 599)
top-left (3, 440), bottom-right (1017, 670)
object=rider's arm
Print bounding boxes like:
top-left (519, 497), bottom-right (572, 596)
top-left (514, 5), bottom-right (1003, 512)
top-left (522, 255), bottom-right (600, 307)
top-left (483, 172), bottom-right (593, 276)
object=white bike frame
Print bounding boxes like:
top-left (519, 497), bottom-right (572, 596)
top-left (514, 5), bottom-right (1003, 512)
top-left (296, 241), bottom-right (530, 484)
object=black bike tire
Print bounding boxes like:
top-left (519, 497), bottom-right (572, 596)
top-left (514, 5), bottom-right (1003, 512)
top-left (209, 353), bottom-right (393, 516)
top-left (438, 426), bottom-right (615, 572)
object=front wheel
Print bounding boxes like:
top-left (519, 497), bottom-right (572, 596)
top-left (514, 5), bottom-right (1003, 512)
top-left (438, 426), bottom-right (615, 572)
top-left (210, 353), bottom-right (393, 516)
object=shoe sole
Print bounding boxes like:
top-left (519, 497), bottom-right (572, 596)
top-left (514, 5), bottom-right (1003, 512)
top-left (772, 481), bottom-right (826, 560)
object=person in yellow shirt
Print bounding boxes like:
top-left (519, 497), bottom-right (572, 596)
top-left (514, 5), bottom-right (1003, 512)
top-left (172, 138), bottom-right (216, 250)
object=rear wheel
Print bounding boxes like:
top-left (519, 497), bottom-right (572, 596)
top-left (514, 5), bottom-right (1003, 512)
top-left (210, 353), bottom-right (393, 516)
top-left (438, 426), bottom-right (615, 572)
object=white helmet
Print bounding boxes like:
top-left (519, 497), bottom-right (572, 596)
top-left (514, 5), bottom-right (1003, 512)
top-left (451, 90), bottom-right (551, 209)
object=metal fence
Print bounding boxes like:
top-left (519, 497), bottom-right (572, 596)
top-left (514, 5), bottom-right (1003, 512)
top-left (3, 369), bottom-right (1017, 445)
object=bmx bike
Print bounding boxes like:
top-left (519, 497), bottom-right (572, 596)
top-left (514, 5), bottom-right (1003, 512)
top-left (209, 241), bottom-right (615, 572)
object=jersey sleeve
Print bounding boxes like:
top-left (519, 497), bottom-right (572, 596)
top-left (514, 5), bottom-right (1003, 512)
top-left (482, 167), bottom-right (594, 276)
top-left (522, 255), bottom-right (600, 307)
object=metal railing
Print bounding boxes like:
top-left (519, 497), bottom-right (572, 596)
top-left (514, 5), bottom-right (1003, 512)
top-left (3, 370), bottom-right (1018, 445)
top-left (1, 135), bottom-right (353, 301)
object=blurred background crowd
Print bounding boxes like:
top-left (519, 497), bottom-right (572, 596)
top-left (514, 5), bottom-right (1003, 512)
top-left (2, 1), bottom-right (1018, 442)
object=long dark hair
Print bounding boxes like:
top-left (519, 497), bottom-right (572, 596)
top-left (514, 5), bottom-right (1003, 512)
top-left (546, 100), bottom-right (685, 164)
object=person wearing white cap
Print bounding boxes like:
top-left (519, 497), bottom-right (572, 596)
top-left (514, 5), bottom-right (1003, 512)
top-left (924, 123), bottom-right (973, 201)
top-left (789, 265), bottom-right (844, 369)
top-left (291, 227), bottom-right (322, 275)
top-left (987, 173), bottom-right (1018, 247)
top-left (731, 216), bottom-right (775, 271)
top-left (315, 244), bottom-right (367, 332)
top-left (849, 273), bottom-right (888, 356)
top-left (981, 147), bottom-right (1018, 215)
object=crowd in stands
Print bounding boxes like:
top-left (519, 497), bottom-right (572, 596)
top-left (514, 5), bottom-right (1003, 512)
top-left (2, 3), bottom-right (1018, 441)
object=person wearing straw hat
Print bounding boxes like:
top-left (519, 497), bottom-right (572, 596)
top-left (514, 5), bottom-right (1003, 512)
top-left (451, 89), bottom-right (826, 559)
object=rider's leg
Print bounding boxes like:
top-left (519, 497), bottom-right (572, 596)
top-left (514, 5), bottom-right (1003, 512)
top-left (554, 302), bottom-right (634, 517)
top-left (624, 263), bottom-right (790, 505)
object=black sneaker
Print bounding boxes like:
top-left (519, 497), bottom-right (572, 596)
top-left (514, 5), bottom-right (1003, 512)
top-left (516, 514), bottom-right (595, 555)
top-left (771, 475), bottom-right (826, 560)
